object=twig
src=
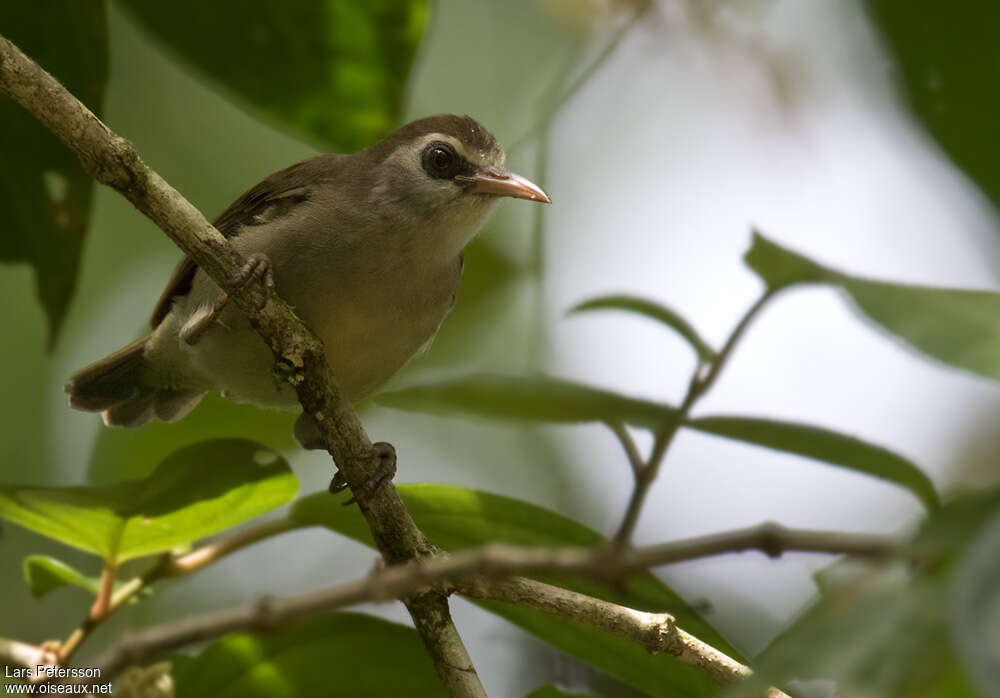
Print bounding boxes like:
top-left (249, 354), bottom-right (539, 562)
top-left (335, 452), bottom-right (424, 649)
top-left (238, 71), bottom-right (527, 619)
top-left (0, 638), bottom-right (57, 672)
top-left (56, 516), bottom-right (308, 665)
top-left (459, 576), bottom-right (775, 690)
top-left (604, 419), bottom-right (645, 476)
top-left (614, 289), bottom-right (778, 545)
top-left (68, 523), bottom-right (895, 686)
top-left (0, 36), bottom-right (483, 697)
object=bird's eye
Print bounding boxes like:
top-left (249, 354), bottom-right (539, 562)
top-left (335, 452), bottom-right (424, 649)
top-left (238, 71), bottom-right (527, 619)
top-left (421, 142), bottom-right (460, 179)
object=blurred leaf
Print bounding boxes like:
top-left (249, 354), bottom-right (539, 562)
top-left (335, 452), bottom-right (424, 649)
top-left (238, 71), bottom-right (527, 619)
top-left (843, 277), bottom-right (1000, 383)
top-left (293, 483), bottom-right (737, 697)
top-left (729, 487), bottom-right (1000, 698)
top-left (119, 0), bottom-right (427, 152)
top-left (742, 231), bottom-right (830, 290)
top-left (375, 374), bottom-right (676, 430)
top-left (866, 0), bottom-right (1000, 212)
top-left (688, 416), bottom-right (938, 510)
top-left (569, 294), bottom-right (715, 361)
top-left (745, 232), bottom-right (1000, 383)
top-left (0, 2), bottom-right (107, 345)
top-left (950, 509), bottom-right (1000, 697)
top-left (171, 613), bottom-right (443, 698)
top-left (22, 555), bottom-right (99, 599)
top-left (526, 687), bottom-right (603, 698)
top-left (87, 392), bottom-right (296, 483)
top-left (0, 439), bottom-right (296, 562)
top-left (376, 370), bottom-right (937, 509)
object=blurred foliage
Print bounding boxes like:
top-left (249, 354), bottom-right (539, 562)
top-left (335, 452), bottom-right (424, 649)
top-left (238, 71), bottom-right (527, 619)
top-left (377, 373), bottom-right (676, 430)
top-left (293, 483), bottom-right (735, 697)
top-left (867, 0), bottom-right (1000, 213)
top-left (688, 416), bottom-right (937, 511)
top-left (119, 0), bottom-right (427, 152)
top-left (569, 294), bottom-right (715, 362)
top-left (87, 393), bottom-right (296, 483)
top-left (0, 1), bottom-right (107, 345)
top-left (0, 439), bottom-right (295, 563)
top-left (171, 613), bottom-right (444, 697)
top-left (728, 487), bottom-right (1000, 698)
top-left (526, 686), bottom-right (604, 698)
top-left (747, 232), bottom-right (1000, 383)
top-left (950, 508), bottom-right (1000, 697)
top-left (379, 375), bottom-right (935, 508)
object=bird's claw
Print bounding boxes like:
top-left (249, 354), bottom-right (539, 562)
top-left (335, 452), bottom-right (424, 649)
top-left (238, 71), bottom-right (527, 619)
top-left (180, 253), bottom-right (274, 346)
top-left (329, 442), bottom-right (397, 506)
top-left (232, 252), bottom-right (274, 309)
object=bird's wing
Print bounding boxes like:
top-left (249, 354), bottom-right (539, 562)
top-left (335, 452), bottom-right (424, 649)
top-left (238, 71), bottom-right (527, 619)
top-left (150, 154), bottom-right (341, 328)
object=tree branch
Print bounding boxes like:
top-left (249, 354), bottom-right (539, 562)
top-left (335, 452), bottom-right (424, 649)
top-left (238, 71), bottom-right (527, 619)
top-left (69, 523), bottom-right (895, 690)
top-left (0, 638), bottom-right (57, 673)
top-left (0, 35), bottom-right (483, 697)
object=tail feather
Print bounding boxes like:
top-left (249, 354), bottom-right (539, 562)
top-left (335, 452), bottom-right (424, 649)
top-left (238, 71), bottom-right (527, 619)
top-left (103, 393), bottom-right (156, 428)
top-left (67, 338), bottom-right (149, 411)
top-left (67, 337), bottom-right (204, 427)
top-left (153, 390), bottom-right (203, 423)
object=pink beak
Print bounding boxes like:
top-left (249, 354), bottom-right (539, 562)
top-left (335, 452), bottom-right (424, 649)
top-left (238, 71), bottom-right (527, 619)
top-left (456, 169), bottom-right (551, 203)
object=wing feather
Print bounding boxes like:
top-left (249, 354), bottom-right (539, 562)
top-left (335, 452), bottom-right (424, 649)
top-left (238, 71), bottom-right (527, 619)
top-left (150, 154), bottom-right (342, 328)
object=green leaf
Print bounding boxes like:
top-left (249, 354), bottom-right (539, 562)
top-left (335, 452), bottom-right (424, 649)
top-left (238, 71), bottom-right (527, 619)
top-left (950, 509), bottom-right (1000, 697)
top-left (728, 487), bottom-right (1000, 698)
top-left (526, 687), bottom-right (603, 698)
top-left (569, 294), bottom-right (715, 361)
top-left (23, 555), bottom-right (100, 599)
top-left (688, 416), bottom-right (938, 510)
top-left (119, 0), bottom-right (427, 152)
top-left (87, 392), bottom-right (296, 483)
top-left (745, 231), bottom-right (1000, 384)
top-left (842, 277), bottom-right (1000, 383)
top-left (742, 231), bottom-right (830, 290)
top-left (293, 484), bottom-right (738, 697)
top-left (866, 0), bottom-right (1000, 212)
top-left (0, 3), bottom-right (108, 345)
top-left (0, 439), bottom-right (297, 563)
top-left (171, 613), bottom-right (444, 698)
top-left (375, 374), bottom-right (676, 431)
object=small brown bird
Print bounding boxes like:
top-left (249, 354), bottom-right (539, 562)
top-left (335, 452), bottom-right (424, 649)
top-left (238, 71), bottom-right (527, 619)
top-left (67, 115), bottom-right (549, 447)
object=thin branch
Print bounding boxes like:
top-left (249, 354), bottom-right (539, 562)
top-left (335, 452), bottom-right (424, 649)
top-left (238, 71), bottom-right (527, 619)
top-left (614, 289), bottom-right (779, 545)
top-left (56, 516), bottom-right (309, 665)
top-left (0, 36), bottom-right (482, 697)
top-left (70, 524), bottom-right (895, 686)
top-left (459, 576), bottom-right (779, 691)
top-left (604, 419), bottom-right (645, 476)
top-left (0, 638), bottom-right (57, 673)
top-left (168, 516), bottom-right (303, 574)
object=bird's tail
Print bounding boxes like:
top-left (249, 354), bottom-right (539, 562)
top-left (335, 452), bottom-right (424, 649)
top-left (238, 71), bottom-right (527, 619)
top-left (66, 337), bottom-right (203, 427)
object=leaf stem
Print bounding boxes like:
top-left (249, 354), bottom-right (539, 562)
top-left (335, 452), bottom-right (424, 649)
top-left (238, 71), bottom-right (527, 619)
top-left (55, 514), bottom-right (308, 665)
top-left (613, 289), bottom-right (778, 545)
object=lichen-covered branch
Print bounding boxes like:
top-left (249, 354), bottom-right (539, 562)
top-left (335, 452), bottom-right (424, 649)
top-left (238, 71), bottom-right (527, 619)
top-left (0, 35), bottom-right (482, 698)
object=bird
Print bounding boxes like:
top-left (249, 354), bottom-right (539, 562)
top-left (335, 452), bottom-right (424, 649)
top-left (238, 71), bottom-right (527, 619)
top-left (66, 114), bottom-right (550, 450)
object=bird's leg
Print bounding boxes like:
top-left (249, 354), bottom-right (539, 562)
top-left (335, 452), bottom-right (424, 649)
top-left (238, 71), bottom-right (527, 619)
top-left (329, 442), bottom-right (397, 506)
top-left (181, 253), bottom-right (274, 345)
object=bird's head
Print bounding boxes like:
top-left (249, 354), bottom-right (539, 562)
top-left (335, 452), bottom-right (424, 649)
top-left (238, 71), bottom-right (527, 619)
top-left (367, 115), bottom-right (549, 256)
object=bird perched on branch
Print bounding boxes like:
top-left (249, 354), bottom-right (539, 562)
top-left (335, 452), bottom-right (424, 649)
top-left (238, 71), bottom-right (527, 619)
top-left (67, 115), bottom-right (549, 450)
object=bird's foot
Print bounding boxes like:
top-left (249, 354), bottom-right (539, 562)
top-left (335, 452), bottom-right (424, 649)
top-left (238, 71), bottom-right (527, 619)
top-left (329, 442), bottom-right (397, 506)
top-left (180, 253), bottom-right (274, 346)
top-left (231, 252), bottom-right (275, 310)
